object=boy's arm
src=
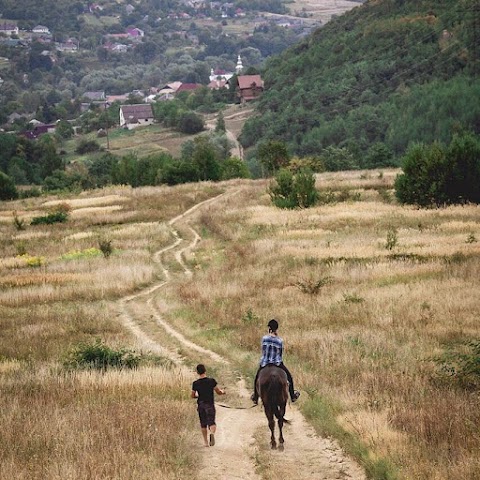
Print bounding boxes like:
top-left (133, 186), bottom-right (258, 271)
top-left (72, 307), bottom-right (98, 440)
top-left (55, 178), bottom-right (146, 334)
top-left (191, 390), bottom-right (198, 398)
top-left (214, 386), bottom-right (226, 395)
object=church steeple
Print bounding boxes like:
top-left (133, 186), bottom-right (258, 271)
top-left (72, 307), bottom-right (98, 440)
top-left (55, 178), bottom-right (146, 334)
top-left (236, 54), bottom-right (243, 74)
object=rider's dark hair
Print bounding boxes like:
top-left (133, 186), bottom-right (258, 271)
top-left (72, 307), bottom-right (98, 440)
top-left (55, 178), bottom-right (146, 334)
top-left (196, 364), bottom-right (206, 375)
top-left (267, 319), bottom-right (279, 331)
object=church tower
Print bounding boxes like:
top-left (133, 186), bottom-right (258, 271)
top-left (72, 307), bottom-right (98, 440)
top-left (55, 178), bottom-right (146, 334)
top-left (235, 54), bottom-right (243, 74)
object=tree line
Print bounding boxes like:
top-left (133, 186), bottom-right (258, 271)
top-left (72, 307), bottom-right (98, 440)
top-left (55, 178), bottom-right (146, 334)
top-left (241, 0), bottom-right (480, 163)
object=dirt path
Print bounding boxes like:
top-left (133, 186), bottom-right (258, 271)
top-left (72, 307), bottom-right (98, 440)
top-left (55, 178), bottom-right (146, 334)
top-left (117, 189), bottom-right (366, 480)
top-left (205, 119), bottom-right (243, 159)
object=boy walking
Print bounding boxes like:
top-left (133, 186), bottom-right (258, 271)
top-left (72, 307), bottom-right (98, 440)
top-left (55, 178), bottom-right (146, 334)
top-left (191, 364), bottom-right (225, 447)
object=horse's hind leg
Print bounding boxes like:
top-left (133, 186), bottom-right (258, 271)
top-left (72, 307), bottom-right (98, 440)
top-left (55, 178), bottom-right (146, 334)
top-left (278, 417), bottom-right (284, 451)
top-left (268, 413), bottom-right (277, 449)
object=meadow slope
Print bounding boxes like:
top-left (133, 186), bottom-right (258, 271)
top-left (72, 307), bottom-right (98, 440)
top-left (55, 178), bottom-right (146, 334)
top-left (1, 171), bottom-right (479, 479)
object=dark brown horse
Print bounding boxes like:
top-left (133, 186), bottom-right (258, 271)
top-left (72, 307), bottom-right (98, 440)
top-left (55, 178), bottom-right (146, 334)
top-left (257, 365), bottom-right (289, 450)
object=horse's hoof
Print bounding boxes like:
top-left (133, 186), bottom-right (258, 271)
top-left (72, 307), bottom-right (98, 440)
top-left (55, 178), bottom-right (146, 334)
top-left (278, 444), bottom-right (284, 452)
top-left (271, 444), bottom-right (277, 450)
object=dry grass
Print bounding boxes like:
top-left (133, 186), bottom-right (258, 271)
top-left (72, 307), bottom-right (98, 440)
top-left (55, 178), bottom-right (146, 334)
top-left (169, 172), bottom-right (480, 479)
top-left (288, 0), bottom-right (361, 22)
top-left (0, 366), bottom-right (197, 480)
top-left (2, 173), bottom-right (479, 479)
top-left (0, 182), bottom-right (224, 480)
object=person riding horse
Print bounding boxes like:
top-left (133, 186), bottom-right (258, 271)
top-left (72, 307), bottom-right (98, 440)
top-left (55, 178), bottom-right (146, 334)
top-left (251, 319), bottom-right (300, 405)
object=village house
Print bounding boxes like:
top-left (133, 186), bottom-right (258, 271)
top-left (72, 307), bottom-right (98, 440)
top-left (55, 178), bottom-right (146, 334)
top-left (106, 94), bottom-right (130, 103)
top-left (209, 68), bottom-right (234, 82)
top-left (126, 27), bottom-right (144, 39)
top-left (56, 39), bottom-right (78, 52)
top-left (231, 74), bottom-right (264, 103)
top-left (0, 23), bottom-right (19, 36)
top-left (208, 78), bottom-right (228, 90)
top-left (119, 104), bottom-right (154, 130)
top-left (81, 91), bottom-right (107, 112)
top-left (83, 91), bottom-right (106, 102)
top-left (156, 82), bottom-right (183, 100)
top-left (176, 83), bottom-right (202, 94)
top-left (89, 3), bottom-right (104, 13)
top-left (32, 25), bottom-right (50, 35)
top-left (22, 121), bottom-right (57, 140)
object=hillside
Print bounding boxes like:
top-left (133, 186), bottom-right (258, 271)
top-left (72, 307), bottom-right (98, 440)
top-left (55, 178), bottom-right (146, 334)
top-left (1, 174), bottom-right (480, 479)
top-left (241, 0), bottom-right (480, 161)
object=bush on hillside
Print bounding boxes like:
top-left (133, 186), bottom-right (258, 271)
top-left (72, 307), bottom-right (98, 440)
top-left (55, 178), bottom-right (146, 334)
top-left (220, 157), bottom-right (251, 180)
top-left (178, 112), bottom-right (204, 134)
top-left (269, 168), bottom-right (318, 209)
top-left (63, 339), bottom-right (140, 371)
top-left (0, 172), bottom-right (18, 200)
top-left (395, 133), bottom-right (480, 207)
top-left (257, 140), bottom-right (290, 175)
top-left (75, 139), bottom-right (101, 155)
top-left (31, 211), bottom-right (68, 225)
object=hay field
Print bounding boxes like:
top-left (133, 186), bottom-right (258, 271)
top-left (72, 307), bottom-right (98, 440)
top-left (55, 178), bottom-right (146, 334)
top-left (288, 0), bottom-right (362, 22)
top-left (0, 182), bottom-right (223, 480)
top-left (2, 172), bottom-right (479, 479)
top-left (166, 170), bottom-right (480, 479)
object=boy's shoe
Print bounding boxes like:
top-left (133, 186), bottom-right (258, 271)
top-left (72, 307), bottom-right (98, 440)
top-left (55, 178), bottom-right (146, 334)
top-left (209, 433), bottom-right (215, 446)
top-left (250, 393), bottom-right (258, 405)
top-left (291, 390), bottom-right (300, 403)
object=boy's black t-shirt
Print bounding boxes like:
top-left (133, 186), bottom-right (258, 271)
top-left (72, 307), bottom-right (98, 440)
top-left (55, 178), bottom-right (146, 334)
top-left (192, 377), bottom-right (217, 404)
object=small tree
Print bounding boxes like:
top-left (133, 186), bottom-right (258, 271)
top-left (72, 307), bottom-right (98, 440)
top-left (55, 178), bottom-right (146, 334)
top-left (0, 172), bottom-right (18, 200)
top-left (215, 111), bottom-right (226, 133)
top-left (257, 140), bottom-right (290, 176)
top-left (269, 168), bottom-right (318, 209)
top-left (56, 120), bottom-right (74, 140)
top-left (220, 157), bottom-right (250, 180)
top-left (395, 134), bottom-right (480, 207)
top-left (178, 112), bottom-right (204, 134)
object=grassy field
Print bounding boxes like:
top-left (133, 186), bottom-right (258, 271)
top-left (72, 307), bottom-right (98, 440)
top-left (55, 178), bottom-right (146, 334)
top-left (0, 182), bottom-right (223, 479)
top-left (164, 171), bottom-right (479, 479)
top-left (287, 0), bottom-right (362, 22)
top-left (63, 124), bottom-right (202, 163)
top-left (1, 171), bottom-right (479, 479)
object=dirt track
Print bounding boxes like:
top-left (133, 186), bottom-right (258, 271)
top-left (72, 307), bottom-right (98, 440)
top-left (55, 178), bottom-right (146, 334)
top-left (118, 190), bottom-right (366, 479)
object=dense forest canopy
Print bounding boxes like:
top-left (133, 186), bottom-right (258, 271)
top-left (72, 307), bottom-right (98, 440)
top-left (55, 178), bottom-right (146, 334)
top-left (241, 0), bottom-right (480, 160)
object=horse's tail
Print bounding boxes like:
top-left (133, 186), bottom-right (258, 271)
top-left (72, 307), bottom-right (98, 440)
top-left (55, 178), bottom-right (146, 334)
top-left (265, 376), bottom-right (288, 422)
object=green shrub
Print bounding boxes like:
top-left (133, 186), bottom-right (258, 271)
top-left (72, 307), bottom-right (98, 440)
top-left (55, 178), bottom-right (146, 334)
top-left (385, 226), bottom-right (398, 250)
top-left (178, 112), bottom-right (204, 134)
top-left (395, 133), bottom-right (480, 207)
top-left (295, 276), bottom-right (332, 295)
top-left (98, 238), bottom-right (113, 258)
top-left (269, 168), bottom-right (318, 209)
top-left (12, 212), bottom-right (26, 231)
top-left (242, 308), bottom-right (260, 326)
top-left (75, 138), bottom-right (101, 155)
top-left (63, 339), bottom-right (141, 371)
top-left (220, 157), bottom-right (251, 180)
top-left (0, 171), bottom-right (18, 200)
top-left (61, 248), bottom-right (102, 260)
top-left (19, 187), bottom-right (42, 198)
top-left (31, 211), bottom-right (68, 225)
top-left (436, 340), bottom-right (480, 390)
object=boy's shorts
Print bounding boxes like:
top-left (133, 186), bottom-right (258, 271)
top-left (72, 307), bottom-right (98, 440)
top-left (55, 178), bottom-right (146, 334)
top-left (197, 401), bottom-right (216, 428)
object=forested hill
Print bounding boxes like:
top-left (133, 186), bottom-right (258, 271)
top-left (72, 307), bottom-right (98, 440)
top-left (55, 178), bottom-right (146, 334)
top-left (241, 0), bottom-right (480, 162)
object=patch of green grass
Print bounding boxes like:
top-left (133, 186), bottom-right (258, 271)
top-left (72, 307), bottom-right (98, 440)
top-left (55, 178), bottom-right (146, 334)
top-left (302, 394), bottom-right (399, 480)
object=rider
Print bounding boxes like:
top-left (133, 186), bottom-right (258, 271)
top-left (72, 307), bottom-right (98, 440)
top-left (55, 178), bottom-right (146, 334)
top-left (251, 319), bottom-right (300, 405)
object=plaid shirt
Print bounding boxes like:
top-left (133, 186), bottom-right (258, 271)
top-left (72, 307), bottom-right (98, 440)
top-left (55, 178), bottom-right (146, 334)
top-left (259, 334), bottom-right (283, 367)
